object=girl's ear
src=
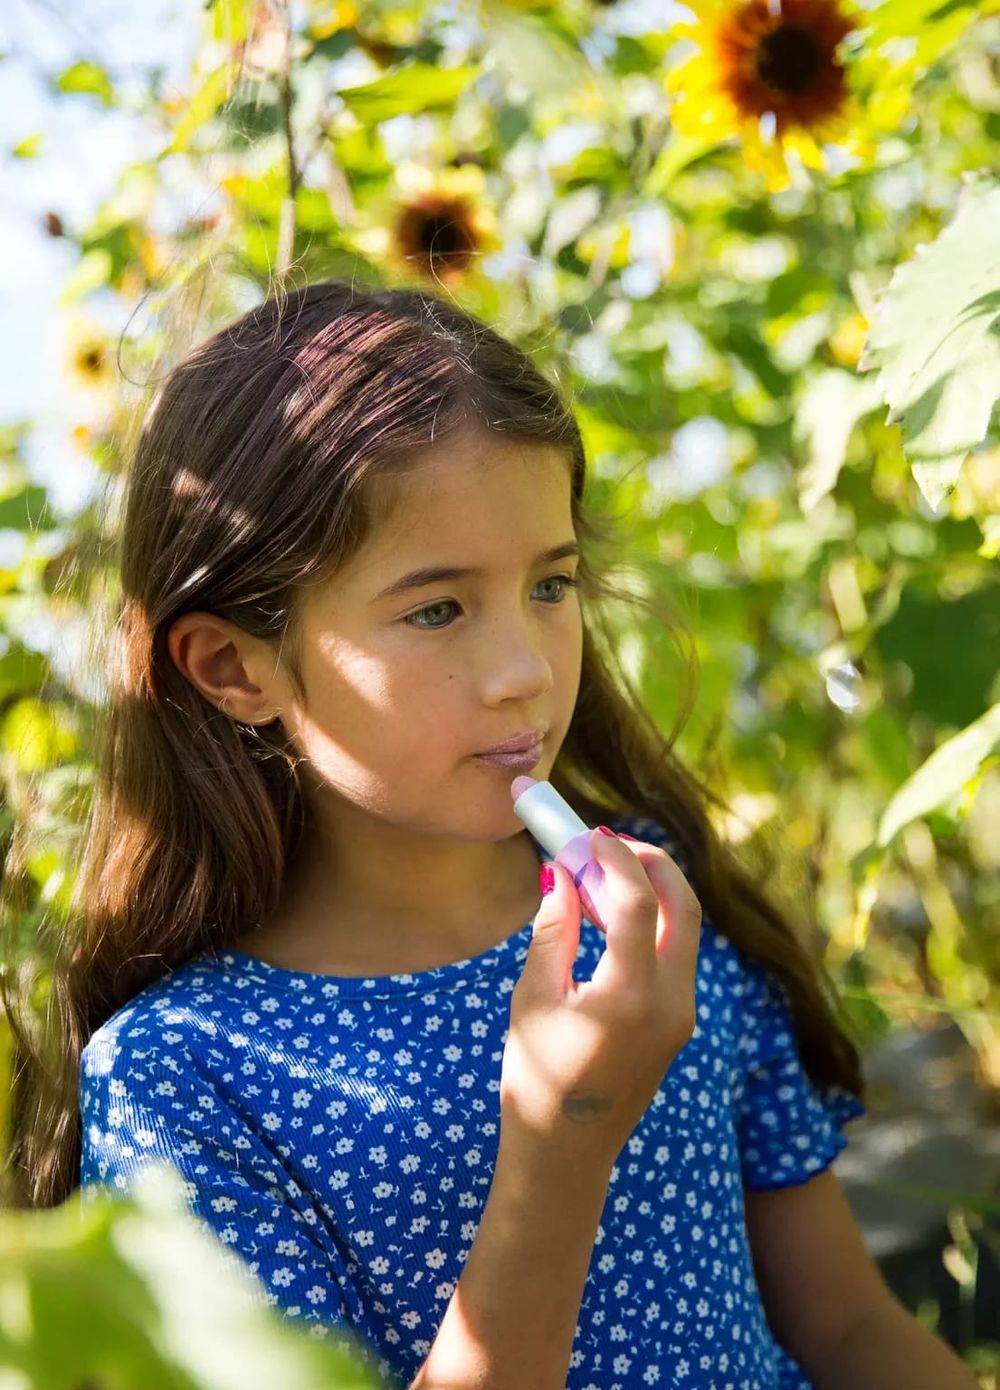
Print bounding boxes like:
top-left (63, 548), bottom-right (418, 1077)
top-left (167, 614), bottom-right (286, 726)
top-left (219, 695), bottom-right (280, 727)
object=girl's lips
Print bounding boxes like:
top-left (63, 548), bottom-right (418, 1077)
top-left (473, 740), bottom-right (544, 772)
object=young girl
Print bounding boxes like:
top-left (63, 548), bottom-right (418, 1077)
top-left (8, 281), bottom-right (975, 1389)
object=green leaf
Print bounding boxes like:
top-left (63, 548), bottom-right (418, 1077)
top-left (642, 136), bottom-right (716, 197)
top-left (0, 485), bottom-right (57, 531)
top-left (0, 698), bottom-right (74, 773)
top-left (543, 186), bottom-right (602, 257)
top-left (861, 175), bottom-right (1000, 510)
top-left (877, 701), bottom-right (1000, 847)
top-left (337, 62), bottom-right (478, 123)
top-left (838, 989), bottom-right (894, 1047)
top-left (164, 61), bottom-right (241, 154)
top-left (794, 368), bottom-right (883, 512)
top-left (218, 97), bottom-right (283, 149)
top-left (0, 645), bottom-right (50, 703)
top-left (977, 511), bottom-right (1000, 559)
top-left (873, 581), bottom-right (1000, 728)
top-left (55, 61), bottom-right (115, 106)
top-left (0, 1165), bottom-right (381, 1388)
top-left (11, 133), bottom-right (43, 158)
top-left (765, 269), bottom-right (833, 319)
top-left (556, 146), bottom-right (627, 191)
top-left (865, 1179), bottom-right (1000, 1220)
top-left (720, 321), bottom-right (792, 398)
top-left (865, 0), bottom-right (988, 67)
top-left (210, 0), bottom-right (251, 44)
top-left (484, 14), bottom-right (588, 97)
top-left (57, 247), bottom-right (113, 303)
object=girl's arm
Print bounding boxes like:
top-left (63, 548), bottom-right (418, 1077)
top-left (813, 1299), bottom-right (979, 1390)
top-left (409, 1127), bottom-right (613, 1390)
top-left (412, 829), bottom-right (702, 1389)
top-left (744, 1169), bottom-right (979, 1390)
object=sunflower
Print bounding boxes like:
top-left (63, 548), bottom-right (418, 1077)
top-left (64, 318), bottom-right (115, 393)
top-left (394, 193), bottom-right (484, 281)
top-left (666, 0), bottom-right (874, 190)
top-left (386, 164), bottom-right (500, 285)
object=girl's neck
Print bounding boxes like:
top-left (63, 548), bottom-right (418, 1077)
top-left (230, 830), bottom-right (543, 978)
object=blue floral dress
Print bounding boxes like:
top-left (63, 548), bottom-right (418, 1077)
top-left (79, 814), bottom-right (865, 1389)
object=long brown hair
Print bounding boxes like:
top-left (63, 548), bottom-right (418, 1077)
top-left (1, 277), bottom-right (865, 1212)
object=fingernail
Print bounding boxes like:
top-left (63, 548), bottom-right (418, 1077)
top-left (539, 864), bottom-right (555, 896)
top-left (596, 825), bottom-right (617, 838)
top-left (618, 833), bottom-right (640, 842)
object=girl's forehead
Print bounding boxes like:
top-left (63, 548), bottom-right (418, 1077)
top-left (366, 438), bottom-right (572, 533)
top-left (298, 435), bottom-right (575, 611)
top-left (382, 429), bottom-right (568, 490)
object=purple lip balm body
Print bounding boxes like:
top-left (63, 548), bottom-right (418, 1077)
top-left (510, 775), bottom-right (614, 932)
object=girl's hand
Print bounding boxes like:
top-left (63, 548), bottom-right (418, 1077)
top-left (499, 829), bottom-right (702, 1171)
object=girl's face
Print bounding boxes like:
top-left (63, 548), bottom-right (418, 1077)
top-left (273, 428), bottom-right (583, 847)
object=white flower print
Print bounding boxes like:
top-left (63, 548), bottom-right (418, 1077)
top-left (76, 814), bottom-right (864, 1390)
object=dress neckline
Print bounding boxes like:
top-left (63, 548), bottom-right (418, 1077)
top-left (197, 830), bottom-right (559, 999)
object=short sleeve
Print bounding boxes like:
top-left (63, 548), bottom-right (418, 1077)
top-left (78, 1028), bottom-right (353, 1339)
top-left (735, 958), bottom-right (866, 1192)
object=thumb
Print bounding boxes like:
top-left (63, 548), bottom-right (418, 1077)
top-left (520, 859), bottom-right (582, 1002)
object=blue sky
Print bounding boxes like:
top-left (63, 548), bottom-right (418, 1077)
top-left (1, 0), bottom-right (200, 515)
top-left (0, 0), bottom-right (200, 691)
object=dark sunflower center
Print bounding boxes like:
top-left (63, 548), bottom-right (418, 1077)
top-left (756, 24), bottom-right (825, 95)
top-left (419, 215), bottom-right (468, 259)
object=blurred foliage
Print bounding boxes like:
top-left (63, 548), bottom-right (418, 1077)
top-left (0, 1163), bottom-right (382, 1387)
top-left (1, 0), bottom-right (999, 1381)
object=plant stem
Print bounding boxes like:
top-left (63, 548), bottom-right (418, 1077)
top-left (275, 0), bottom-right (300, 280)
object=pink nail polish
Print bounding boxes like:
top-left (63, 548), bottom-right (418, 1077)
top-left (509, 776), bottom-right (615, 932)
top-left (539, 864), bottom-right (555, 896)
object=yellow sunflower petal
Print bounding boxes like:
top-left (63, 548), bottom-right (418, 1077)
top-left (865, 80), bottom-right (913, 132)
top-left (784, 129), bottom-right (825, 170)
top-left (678, 0), bottom-right (738, 18)
top-left (742, 124), bottom-right (792, 191)
top-left (672, 102), bottom-right (741, 140)
top-left (846, 128), bottom-right (877, 162)
top-left (664, 53), bottom-right (718, 95)
top-left (668, 63), bottom-right (741, 137)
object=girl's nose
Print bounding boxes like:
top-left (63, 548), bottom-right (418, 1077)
top-left (478, 639), bottom-right (554, 700)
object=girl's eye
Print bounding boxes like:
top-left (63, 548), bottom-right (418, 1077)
top-left (403, 575), bottom-right (579, 631)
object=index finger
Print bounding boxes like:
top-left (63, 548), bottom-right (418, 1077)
top-left (586, 828), bottom-right (662, 983)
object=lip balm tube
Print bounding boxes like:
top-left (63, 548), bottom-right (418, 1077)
top-left (510, 775), bottom-right (617, 932)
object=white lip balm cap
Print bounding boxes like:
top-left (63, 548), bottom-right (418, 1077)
top-left (511, 779), bottom-right (590, 860)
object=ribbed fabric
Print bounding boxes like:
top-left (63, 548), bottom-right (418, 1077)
top-left (79, 814), bottom-right (865, 1389)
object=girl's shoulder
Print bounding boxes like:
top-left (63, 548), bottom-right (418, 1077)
top-left (80, 952), bottom-right (235, 1075)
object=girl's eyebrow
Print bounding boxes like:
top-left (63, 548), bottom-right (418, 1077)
top-left (370, 542), bottom-right (580, 604)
